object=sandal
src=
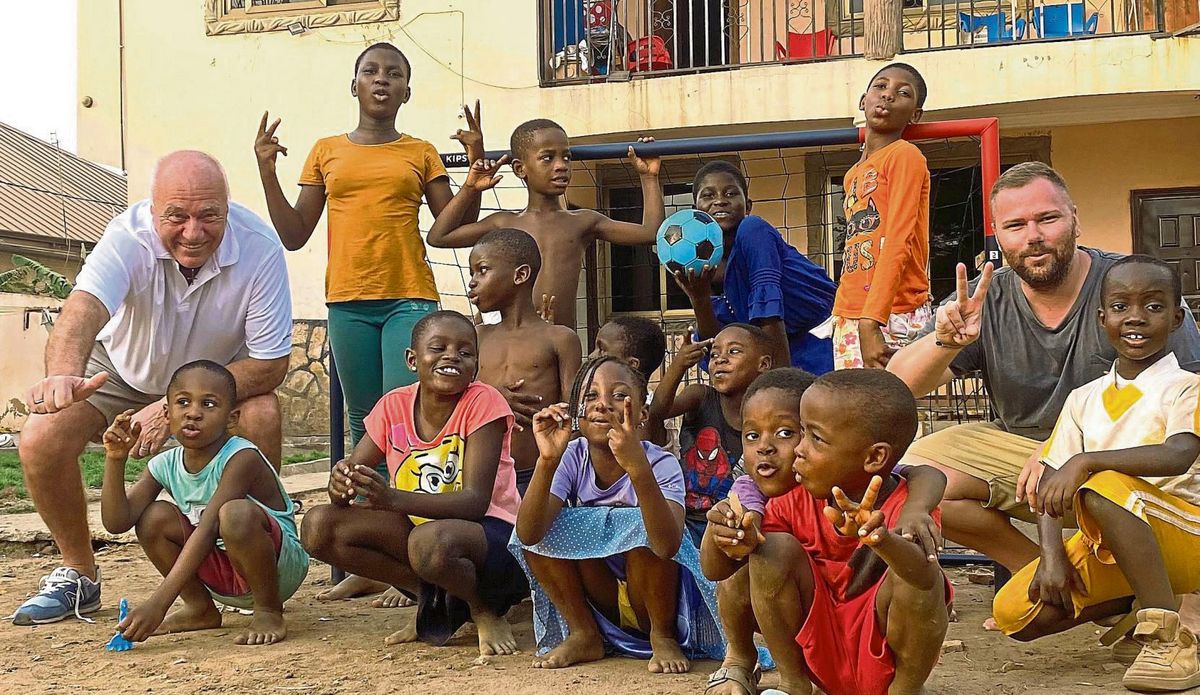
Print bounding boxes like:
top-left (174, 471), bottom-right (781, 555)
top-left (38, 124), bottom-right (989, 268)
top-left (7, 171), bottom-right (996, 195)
top-left (706, 664), bottom-right (761, 695)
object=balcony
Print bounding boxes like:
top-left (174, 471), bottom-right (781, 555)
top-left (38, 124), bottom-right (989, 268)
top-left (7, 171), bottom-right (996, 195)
top-left (538, 0), bottom-right (1193, 86)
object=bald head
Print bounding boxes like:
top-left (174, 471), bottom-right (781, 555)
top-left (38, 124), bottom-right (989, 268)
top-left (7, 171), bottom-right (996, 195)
top-left (150, 151), bottom-right (231, 269)
top-left (151, 150), bottom-right (229, 200)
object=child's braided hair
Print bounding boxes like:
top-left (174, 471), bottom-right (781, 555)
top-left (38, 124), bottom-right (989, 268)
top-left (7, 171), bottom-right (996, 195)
top-left (566, 355), bottom-right (648, 431)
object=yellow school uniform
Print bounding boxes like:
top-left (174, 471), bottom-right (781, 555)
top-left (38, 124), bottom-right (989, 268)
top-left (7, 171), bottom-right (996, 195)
top-left (994, 353), bottom-right (1200, 635)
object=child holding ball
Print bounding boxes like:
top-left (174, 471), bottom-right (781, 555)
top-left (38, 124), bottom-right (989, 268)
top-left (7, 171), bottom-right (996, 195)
top-left (671, 161), bottom-right (836, 375)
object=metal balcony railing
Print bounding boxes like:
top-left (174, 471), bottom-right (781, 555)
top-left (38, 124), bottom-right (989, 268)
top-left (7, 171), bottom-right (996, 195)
top-left (538, 0), bottom-right (1170, 86)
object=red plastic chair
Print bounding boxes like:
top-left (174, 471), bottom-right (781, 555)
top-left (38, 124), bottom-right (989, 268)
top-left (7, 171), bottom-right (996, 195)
top-left (773, 29), bottom-right (837, 60)
top-left (584, 1), bottom-right (612, 31)
top-left (627, 36), bottom-right (673, 71)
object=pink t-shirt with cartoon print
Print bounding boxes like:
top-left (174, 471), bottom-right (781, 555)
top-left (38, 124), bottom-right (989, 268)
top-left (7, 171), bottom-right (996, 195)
top-left (364, 381), bottom-right (519, 526)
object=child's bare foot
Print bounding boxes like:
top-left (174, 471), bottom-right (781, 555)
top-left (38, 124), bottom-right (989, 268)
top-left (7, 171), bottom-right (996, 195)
top-left (384, 621), bottom-right (419, 645)
top-left (234, 609), bottom-right (287, 645)
top-left (532, 631), bottom-right (605, 669)
top-left (475, 611), bottom-right (518, 656)
top-left (315, 574), bottom-right (388, 601)
top-left (982, 617), bottom-right (999, 631)
top-left (371, 586), bottom-right (415, 608)
top-left (154, 603), bottom-right (222, 635)
top-left (648, 632), bottom-right (690, 674)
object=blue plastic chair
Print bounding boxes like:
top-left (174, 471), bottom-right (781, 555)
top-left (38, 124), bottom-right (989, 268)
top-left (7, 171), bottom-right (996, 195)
top-left (959, 12), bottom-right (1028, 41)
top-left (1032, 3), bottom-right (1100, 37)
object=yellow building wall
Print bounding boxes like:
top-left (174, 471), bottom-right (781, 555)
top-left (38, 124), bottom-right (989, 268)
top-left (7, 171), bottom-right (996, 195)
top-left (78, 0), bottom-right (550, 319)
top-left (76, 0), bottom-right (1200, 321)
top-left (74, 0), bottom-right (123, 170)
top-left (0, 294), bottom-right (62, 432)
top-left (1051, 117), bottom-right (1200, 254)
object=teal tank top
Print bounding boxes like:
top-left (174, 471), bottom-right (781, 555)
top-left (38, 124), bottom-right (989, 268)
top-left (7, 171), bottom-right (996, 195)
top-left (146, 436), bottom-right (301, 549)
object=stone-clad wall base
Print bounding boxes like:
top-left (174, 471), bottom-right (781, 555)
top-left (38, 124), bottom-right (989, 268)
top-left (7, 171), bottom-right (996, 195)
top-left (280, 319), bottom-right (337, 438)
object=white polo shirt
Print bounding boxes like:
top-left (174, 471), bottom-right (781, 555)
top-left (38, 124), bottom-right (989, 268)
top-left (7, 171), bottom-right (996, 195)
top-left (74, 199), bottom-right (293, 396)
top-left (1041, 352), bottom-right (1200, 507)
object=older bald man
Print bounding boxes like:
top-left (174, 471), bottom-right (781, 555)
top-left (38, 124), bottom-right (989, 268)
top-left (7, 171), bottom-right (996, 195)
top-left (14, 151), bottom-right (292, 625)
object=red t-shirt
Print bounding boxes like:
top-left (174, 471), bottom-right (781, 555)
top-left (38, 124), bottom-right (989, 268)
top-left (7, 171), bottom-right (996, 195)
top-left (364, 382), bottom-right (519, 526)
top-left (763, 477), bottom-right (929, 600)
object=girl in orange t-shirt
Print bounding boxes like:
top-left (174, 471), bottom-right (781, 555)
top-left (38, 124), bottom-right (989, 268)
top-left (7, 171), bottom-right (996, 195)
top-left (255, 42), bottom-right (485, 602)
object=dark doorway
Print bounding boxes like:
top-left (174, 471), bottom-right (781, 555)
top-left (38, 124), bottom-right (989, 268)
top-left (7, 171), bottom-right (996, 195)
top-left (1132, 187), bottom-right (1200, 313)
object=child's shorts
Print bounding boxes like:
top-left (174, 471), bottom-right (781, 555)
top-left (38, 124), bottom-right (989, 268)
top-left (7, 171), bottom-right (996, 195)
top-left (795, 553), bottom-right (953, 695)
top-left (405, 516), bottom-right (530, 646)
top-left (515, 467), bottom-right (535, 498)
top-left (831, 305), bottom-right (932, 371)
top-left (993, 471), bottom-right (1200, 635)
top-left (684, 516), bottom-right (708, 549)
top-left (177, 506), bottom-right (309, 610)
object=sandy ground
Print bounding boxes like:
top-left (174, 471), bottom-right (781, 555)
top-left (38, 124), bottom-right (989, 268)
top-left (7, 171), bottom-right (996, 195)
top-left (0, 491), bottom-right (1140, 694)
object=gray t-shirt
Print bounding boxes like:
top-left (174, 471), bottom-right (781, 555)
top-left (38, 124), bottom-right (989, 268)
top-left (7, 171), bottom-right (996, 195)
top-left (925, 247), bottom-right (1200, 441)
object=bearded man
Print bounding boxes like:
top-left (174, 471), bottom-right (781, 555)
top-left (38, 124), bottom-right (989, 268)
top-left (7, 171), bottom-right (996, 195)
top-left (887, 162), bottom-right (1200, 573)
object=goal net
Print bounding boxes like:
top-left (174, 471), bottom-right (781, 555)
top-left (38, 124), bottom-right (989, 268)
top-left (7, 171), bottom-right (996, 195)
top-left (419, 118), bottom-right (1001, 434)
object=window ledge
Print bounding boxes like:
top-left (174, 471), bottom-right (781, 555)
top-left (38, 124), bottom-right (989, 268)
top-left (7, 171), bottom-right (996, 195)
top-left (203, 0), bottom-right (400, 37)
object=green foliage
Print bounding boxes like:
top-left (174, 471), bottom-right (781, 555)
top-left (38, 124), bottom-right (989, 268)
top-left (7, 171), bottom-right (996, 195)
top-left (0, 448), bottom-right (329, 505)
top-left (283, 450), bottom-right (329, 466)
top-left (0, 450), bottom-right (147, 500)
top-left (0, 255), bottom-right (74, 299)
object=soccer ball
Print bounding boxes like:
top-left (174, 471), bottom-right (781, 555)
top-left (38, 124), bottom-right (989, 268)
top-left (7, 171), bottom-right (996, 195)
top-left (655, 209), bottom-right (724, 275)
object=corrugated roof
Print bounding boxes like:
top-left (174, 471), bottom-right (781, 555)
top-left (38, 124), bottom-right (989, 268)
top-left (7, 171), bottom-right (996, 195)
top-left (0, 121), bottom-right (127, 245)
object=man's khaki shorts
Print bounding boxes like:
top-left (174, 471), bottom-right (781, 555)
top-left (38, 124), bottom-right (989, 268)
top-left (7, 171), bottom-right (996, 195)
top-left (83, 342), bottom-right (162, 426)
top-left (903, 421), bottom-right (1045, 524)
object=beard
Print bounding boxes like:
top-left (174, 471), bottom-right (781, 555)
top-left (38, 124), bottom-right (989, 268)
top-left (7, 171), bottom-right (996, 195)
top-left (1003, 228), bottom-right (1077, 291)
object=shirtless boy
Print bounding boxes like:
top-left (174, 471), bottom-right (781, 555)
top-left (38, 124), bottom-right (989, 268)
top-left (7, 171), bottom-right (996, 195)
top-left (469, 228), bottom-right (582, 494)
top-left (428, 120), bottom-right (663, 330)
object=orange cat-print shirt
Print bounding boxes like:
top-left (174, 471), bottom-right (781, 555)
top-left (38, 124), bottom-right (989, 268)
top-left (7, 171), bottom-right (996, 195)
top-left (833, 139), bottom-right (930, 324)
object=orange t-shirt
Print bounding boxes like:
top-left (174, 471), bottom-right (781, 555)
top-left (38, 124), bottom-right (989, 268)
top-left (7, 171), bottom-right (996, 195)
top-left (832, 139), bottom-right (930, 324)
top-left (300, 134), bottom-right (448, 303)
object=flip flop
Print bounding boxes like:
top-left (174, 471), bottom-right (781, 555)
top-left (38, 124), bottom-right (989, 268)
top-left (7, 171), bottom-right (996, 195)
top-left (706, 664), bottom-right (761, 695)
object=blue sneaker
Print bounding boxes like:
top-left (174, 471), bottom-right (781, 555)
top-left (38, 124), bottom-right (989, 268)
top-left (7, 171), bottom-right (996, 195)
top-left (12, 566), bottom-right (101, 625)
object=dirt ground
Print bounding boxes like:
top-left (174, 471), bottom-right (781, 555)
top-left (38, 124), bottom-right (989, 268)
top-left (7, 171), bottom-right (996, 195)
top-left (0, 490), bottom-right (1138, 694)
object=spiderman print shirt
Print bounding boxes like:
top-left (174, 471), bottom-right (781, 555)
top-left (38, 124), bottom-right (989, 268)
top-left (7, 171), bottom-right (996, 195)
top-left (678, 386), bottom-right (743, 520)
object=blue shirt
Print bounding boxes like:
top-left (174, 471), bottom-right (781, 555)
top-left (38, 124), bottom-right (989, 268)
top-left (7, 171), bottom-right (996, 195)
top-left (711, 216), bottom-right (835, 374)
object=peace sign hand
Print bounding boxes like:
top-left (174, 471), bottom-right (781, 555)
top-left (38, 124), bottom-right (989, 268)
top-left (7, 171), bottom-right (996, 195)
top-left (450, 99), bottom-right (486, 163)
top-left (934, 262), bottom-right (995, 348)
top-left (464, 155), bottom-right (509, 192)
top-left (255, 111), bottom-right (288, 174)
top-left (823, 476), bottom-right (890, 546)
top-left (608, 396), bottom-right (648, 473)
